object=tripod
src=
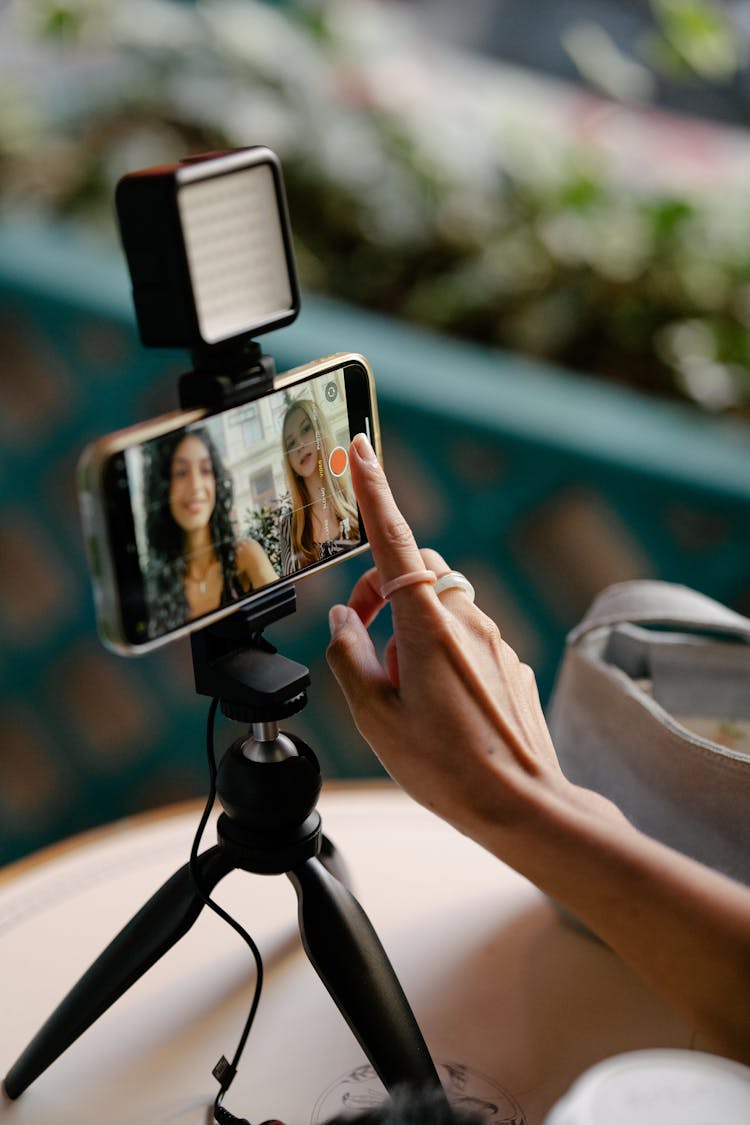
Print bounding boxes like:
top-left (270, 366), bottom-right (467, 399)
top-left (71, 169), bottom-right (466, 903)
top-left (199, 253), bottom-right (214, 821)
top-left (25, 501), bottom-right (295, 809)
top-left (3, 591), bottom-right (445, 1111)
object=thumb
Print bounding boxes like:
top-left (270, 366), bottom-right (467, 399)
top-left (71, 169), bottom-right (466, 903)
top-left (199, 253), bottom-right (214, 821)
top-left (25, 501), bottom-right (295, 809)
top-left (326, 604), bottom-right (393, 722)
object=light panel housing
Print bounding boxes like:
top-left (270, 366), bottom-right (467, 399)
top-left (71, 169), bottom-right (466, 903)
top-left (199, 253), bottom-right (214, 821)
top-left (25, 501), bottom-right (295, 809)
top-left (115, 147), bottom-right (300, 350)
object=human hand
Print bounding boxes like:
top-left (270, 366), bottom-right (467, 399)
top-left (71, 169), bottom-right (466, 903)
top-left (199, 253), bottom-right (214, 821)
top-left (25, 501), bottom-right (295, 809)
top-left (331, 437), bottom-right (750, 1062)
top-left (326, 433), bottom-right (567, 843)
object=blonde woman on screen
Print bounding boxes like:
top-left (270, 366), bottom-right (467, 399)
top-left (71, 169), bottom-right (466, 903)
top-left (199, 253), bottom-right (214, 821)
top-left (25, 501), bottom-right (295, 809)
top-left (279, 398), bottom-right (359, 576)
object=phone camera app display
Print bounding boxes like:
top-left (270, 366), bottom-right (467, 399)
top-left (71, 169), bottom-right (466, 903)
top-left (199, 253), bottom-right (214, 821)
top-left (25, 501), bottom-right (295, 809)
top-left (123, 368), bottom-right (360, 640)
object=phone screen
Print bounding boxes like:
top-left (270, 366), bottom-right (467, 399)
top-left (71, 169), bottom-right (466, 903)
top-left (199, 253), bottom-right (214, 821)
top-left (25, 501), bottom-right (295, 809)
top-left (100, 359), bottom-right (374, 648)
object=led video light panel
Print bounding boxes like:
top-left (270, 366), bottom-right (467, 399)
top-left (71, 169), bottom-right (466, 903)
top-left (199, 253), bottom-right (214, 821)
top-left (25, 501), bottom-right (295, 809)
top-left (177, 162), bottom-right (294, 344)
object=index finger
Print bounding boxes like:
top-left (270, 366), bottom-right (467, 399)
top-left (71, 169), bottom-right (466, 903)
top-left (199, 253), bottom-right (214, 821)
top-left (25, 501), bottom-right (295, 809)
top-left (349, 433), bottom-right (431, 595)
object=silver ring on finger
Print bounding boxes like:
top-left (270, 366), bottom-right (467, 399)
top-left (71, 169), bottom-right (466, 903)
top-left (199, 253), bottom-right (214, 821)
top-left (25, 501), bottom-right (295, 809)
top-left (434, 571), bottom-right (475, 604)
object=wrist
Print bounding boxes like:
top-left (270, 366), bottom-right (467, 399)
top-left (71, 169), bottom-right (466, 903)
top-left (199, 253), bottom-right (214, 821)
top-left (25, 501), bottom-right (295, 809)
top-left (475, 769), bottom-right (632, 891)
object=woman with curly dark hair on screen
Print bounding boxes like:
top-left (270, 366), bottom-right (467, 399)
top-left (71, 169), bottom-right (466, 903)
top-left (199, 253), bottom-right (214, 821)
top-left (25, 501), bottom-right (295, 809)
top-left (143, 426), bottom-right (276, 636)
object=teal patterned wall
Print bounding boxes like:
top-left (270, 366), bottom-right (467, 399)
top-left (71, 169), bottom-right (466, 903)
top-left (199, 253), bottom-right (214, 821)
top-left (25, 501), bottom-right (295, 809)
top-left (2, 220), bottom-right (749, 864)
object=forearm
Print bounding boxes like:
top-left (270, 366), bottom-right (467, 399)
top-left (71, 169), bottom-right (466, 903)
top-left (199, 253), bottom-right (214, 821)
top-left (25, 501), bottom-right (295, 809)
top-left (327, 437), bottom-right (750, 1064)
top-left (477, 776), bottom-right (750, 1062)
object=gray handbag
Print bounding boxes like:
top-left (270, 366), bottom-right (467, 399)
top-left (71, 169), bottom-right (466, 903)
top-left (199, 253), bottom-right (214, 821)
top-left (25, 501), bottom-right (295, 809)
top-left (547, 580), bottom-right (750, 887)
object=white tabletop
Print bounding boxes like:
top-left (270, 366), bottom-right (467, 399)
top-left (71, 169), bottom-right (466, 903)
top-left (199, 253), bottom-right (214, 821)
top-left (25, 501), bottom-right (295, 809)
top-left (0, 783), bottom-right (693, 1125)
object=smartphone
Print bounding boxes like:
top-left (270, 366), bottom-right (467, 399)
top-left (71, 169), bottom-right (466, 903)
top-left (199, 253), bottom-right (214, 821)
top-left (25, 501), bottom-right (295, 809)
top-left (78, 352), bottom-right (379, 654)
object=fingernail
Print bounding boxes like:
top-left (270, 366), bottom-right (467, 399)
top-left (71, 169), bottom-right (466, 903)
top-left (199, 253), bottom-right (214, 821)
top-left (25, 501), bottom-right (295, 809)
top-left (328, 604), bottom-right (350, 637)
top-left (352, 432), bottom-right (379, 464)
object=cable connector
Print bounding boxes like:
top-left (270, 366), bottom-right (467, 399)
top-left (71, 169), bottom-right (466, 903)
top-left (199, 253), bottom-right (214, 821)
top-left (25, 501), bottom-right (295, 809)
top-left (212, 1055), bottom-right (238, 1089)
top-left (213, 1107), bottom-right (287, 1125)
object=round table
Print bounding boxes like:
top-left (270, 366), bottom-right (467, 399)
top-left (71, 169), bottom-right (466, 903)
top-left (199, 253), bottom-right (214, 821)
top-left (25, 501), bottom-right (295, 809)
top-left (0, 783), bottom-right (693, 1125)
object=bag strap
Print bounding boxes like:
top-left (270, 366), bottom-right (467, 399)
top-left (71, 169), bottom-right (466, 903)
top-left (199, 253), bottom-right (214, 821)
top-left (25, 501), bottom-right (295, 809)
top-left (568, 580), bottom-right (750, 644)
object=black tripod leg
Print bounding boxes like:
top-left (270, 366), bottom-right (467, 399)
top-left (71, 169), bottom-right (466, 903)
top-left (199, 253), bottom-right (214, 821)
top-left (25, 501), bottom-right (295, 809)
top-left (4, 845), bottom-right (233, 1099)
top-left (288, 855), bottom-right (446, 1101)
top-left (318, 834), bottom-right (353, 889)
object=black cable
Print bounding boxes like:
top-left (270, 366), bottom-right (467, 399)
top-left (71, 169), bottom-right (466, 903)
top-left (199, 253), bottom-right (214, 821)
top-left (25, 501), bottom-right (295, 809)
top-left (213, 1106), bottom-right (252, 1125)
top-left (188, 697), bottom-right (264, 1124)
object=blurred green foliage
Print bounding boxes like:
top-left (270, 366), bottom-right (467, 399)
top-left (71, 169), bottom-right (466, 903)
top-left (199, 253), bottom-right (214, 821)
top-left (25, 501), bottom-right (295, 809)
top-left (2, 0), bottom-right (750, 416)
top-left (647, 0), bottom-right (740, 80)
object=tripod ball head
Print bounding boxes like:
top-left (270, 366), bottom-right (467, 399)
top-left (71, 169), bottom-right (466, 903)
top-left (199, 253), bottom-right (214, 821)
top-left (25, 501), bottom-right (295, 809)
top-left (215, 732), bottom-right (323, 874)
